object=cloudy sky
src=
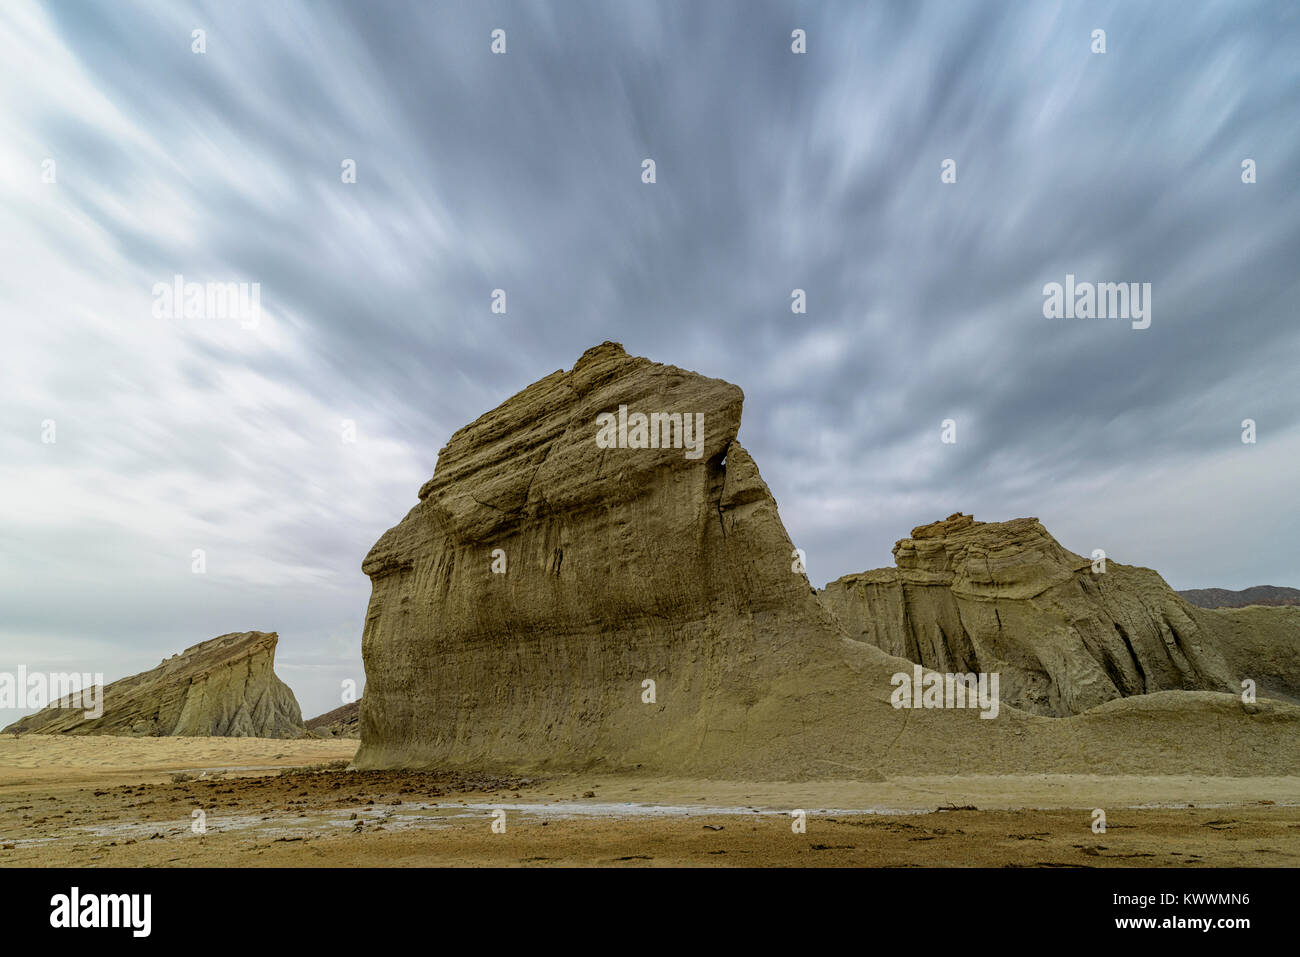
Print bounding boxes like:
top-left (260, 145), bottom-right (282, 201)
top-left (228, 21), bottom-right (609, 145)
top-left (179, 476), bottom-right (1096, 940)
top-left (2, 0), bottom-right (1297, 726)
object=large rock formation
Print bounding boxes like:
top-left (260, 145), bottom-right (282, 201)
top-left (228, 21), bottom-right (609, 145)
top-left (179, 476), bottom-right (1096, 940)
top-left (356, 343), bottom-right (1300, 778)
top-left (819, 513), bottom-right (1274, 716)
top-left (3, 631), bottom-right (304, 737)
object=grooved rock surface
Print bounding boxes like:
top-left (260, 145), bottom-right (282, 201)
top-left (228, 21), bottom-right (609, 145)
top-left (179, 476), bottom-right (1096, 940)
top-left (820, 514), bottom-right (1256, 716)
top-left (3, 632), bottom-right (304, 737)
top-left (356, 343), bottom-right (1300, 778)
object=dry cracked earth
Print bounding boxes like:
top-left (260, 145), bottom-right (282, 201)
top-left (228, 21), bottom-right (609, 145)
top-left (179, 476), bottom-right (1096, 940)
top-left (2, 739), bottom-right (1297, 867)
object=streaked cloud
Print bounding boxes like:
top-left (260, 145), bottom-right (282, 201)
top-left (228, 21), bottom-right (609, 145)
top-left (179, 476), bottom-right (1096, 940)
top-left (2, 0), bottom-right (1297, 725)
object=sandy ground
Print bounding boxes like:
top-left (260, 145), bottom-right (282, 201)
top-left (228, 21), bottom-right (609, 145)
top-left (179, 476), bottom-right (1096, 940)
top-left (2, 737), bottom-right (1297, 867)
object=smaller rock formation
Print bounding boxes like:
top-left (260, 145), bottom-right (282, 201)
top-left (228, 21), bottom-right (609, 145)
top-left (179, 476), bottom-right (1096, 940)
top-left (2, 631), bottom-right (304, 737)
top-left (819, 514), bottom-right (1247, 716)
top-left (304, 700), bottom-right (361, 738)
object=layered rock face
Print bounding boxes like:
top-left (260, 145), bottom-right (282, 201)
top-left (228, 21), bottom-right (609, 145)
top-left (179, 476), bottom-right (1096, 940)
top-left (357, 343), bottom-right (1300, 777)
top-left (3, 632), bottom-right (304, 737)
top-left (357, 341), bottom-right (855, 774)
top-left (819, 514), bottom-right (1252, 716)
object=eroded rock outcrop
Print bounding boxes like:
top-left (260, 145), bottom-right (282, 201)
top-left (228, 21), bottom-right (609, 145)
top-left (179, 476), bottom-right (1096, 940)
top-left (3, 631), bottom-right (304, 737)
top-left (356, 343), bottom-right (1300, 778)
top-left (818, 514), bottom-right (1266, 716)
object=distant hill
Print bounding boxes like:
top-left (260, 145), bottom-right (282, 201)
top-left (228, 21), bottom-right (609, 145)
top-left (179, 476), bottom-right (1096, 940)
top-left (1179, 585), bottom-right (1300, 609)
top-left (304, 699), bottom-right (360, 738)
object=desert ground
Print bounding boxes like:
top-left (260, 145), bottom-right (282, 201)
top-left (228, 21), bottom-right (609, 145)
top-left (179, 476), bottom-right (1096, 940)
top-left (1, 736), bottom-right (1297, 867)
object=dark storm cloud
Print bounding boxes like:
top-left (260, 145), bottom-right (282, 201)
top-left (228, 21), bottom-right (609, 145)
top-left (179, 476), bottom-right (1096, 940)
top-left (3, 0), bottom-right (1297, 726)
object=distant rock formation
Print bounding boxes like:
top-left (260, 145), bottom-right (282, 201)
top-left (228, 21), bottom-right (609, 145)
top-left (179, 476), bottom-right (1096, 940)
top-left (819, 514), bottom-right (1279, 716)
top-left (305, 700), bottom-right (361, 738)
top-left (1179, 585), bottom-right (1300, 609)
top-left (2, 632), bottom-right (304, 737)
top-left (355, 343), bottom-right (1300, 778)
